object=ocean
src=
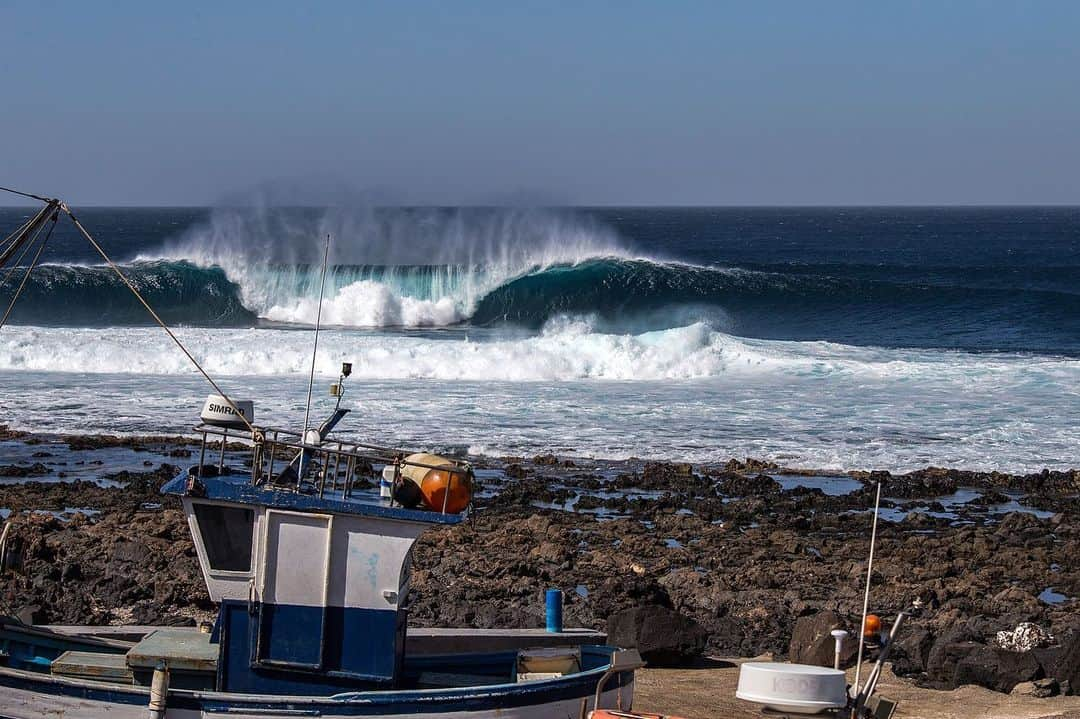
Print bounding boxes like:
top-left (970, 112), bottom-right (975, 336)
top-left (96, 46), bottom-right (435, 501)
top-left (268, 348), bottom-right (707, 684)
top-left (1, 206), bottom-right (1078, 472)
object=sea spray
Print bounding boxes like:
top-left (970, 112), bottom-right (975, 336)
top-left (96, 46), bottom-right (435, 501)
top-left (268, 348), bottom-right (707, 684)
top-left (141, 205), bottom-right (631, 326)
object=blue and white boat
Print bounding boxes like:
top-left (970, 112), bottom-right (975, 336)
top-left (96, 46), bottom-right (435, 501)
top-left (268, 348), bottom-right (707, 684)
top-left (0, 381), bottom-right (641, 718)
top-left (0, 195), bottom-right (642, 718)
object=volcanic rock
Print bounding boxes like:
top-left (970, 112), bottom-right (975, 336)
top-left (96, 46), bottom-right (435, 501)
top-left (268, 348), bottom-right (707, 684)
top-left (889, 626), bottom-right (934, 676)
top-left (953, 645), bottom-right (1042, 693)
top-left (788, 610), bottom-right (856, 667)
top-left (606, 605), bottom-right (706, 667)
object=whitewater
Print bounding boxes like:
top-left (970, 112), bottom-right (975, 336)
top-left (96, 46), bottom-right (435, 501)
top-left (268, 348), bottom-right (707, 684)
top-left (1, 205), bottom-right (1078, 473)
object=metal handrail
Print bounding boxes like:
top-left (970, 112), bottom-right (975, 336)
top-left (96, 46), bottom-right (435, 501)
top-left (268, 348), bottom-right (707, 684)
top-left (190, 423), bottom-right (472, 515)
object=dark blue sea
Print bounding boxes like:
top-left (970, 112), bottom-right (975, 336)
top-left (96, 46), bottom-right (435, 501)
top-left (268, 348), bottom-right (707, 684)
top-left (2, 205), bottom-right (1078, 472)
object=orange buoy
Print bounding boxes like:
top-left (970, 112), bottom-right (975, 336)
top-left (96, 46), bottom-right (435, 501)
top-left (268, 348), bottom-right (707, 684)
top-left (864, 614), bottom-right (882, 638)
top-left (399, 453), bottom-right (473, 514)
top-left (419, 465), bottom-right (472, 514)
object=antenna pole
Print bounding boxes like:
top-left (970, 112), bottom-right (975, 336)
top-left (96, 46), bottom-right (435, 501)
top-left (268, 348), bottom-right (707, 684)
top-left (853, 480), bottom-right (882, 697)
top-left (302, 234), bottom-right (332, 448)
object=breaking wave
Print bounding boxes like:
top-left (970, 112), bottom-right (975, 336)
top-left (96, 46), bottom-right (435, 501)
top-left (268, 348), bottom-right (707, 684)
top-left (3, 205), bottom-right (1079, 354)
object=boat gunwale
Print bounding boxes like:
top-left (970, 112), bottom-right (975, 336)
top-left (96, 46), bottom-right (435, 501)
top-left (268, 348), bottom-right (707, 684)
top-left (0, 644), bottom-right (630, 711)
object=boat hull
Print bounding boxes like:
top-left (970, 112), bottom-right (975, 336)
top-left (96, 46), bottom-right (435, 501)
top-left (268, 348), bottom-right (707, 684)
top-left (0, 666), bottom-right (634, 718)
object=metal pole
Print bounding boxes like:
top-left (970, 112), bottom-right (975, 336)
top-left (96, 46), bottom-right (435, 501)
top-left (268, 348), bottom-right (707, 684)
top-left (301, 234), bottom-right (331, 476)
top-left (853, 481), bottom-right (883, 696)
top-left (218, 428), bottom-right (227, 473)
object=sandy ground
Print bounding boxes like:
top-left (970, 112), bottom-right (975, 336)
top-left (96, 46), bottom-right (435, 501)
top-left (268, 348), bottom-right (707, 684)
top-left (633, 658), bottom-right (1080, 719)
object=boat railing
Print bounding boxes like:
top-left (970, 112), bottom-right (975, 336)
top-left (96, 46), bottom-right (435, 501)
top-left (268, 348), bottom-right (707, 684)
top-left (190, 423), bottom-right (471, 514)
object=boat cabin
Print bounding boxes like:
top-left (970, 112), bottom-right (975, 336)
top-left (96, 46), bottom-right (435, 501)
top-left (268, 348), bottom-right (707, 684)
top-left (160, 397), bottom-right (471, 695)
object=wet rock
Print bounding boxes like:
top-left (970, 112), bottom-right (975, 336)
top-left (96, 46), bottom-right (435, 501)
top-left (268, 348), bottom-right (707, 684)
top-left (504, 463), bottom-right (528, 479)
top-left (606, 605), bottom-right (707, 667)
top-left (0, 424), bottom-right (30, 440)
top-left (0, 463), bottom-right (50, 477)
top-left (718, 473), bottom-right (781, 497)
top-left (532, 454), bottom-right (559, 466)
top-left (722, 458), bottom-right (779, 474)
top-left (882, 467), bottom-right (958, 498)
top-left (788, 610), bottom-right (856, 667)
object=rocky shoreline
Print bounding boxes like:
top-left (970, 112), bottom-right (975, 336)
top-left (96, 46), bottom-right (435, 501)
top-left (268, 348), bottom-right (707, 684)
top-left (1, 428), bottom-right (1077, 697)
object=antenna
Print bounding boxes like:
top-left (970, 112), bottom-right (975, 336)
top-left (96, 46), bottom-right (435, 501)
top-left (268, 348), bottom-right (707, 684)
top-left (302, 233), bottom-right (332, 452)
top-left (852, 479), bottom-right (882, 697)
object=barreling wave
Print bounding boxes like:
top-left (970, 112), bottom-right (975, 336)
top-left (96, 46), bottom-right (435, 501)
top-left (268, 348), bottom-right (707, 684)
top-left (4, 256), bottom-right (1080, 355)
top-left (0, 260), bottom-right (256, 327)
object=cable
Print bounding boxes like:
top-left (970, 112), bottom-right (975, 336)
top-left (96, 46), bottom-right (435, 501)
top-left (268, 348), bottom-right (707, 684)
top-left (0, 204), bottom-right (52, 268)
top-left (0, 212), bottom-right (56, 328)
top-left (0, 186), bottom-right (54, 203)
top-left (0, 208), bottom-right (53, 286)
top-left (60, 203), bottom-right (257, 436)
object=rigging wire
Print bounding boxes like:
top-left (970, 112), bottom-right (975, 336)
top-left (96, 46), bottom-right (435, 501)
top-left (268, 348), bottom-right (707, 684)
top-left (58, 203), bottom-right (257, 436)
top-left (0, 204), bottom-right (52, 267)
top-left (0, 185), bottom-right (256, 437)
top-left (0, 207), bottom-right (54, 286)
top-left (0, 185), bottom-right (54, 203)
top-left (1, 210), bottom-right (43, 254)
top-left (0, 210), bottom-right (57, 328)
top-left (302, 233), bottom-right (332, 445)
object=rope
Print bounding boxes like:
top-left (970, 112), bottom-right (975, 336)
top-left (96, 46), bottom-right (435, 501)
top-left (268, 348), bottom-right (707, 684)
top-left (0, 185), bottom-right (54, 203)
top-left (0, 204), bottom-right (51, 267)
top-left (60, 203), bottom-right (257, 436)
top-left (0, 208), bottom-right (53, 286)
top-left (0, 211), bottom-right (56, 328)
top-left (1, 211), bottom-right (41, 254)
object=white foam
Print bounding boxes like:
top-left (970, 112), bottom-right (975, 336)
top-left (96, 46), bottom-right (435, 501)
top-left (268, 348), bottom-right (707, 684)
top-left (261, 280), bottom-right (465, 327)
top-left (1, 322), bottom-right (1076, 384)
top-left (0, 322), bottom-right (767, 380)
top-left (3, 324), bottom-right (1079, 473)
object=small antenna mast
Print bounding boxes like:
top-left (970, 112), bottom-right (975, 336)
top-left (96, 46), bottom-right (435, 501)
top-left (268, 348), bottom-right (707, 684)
top-left (302, 233), bottom-right (332, 448)
top-left (853, 479), bottom-right (883, 697)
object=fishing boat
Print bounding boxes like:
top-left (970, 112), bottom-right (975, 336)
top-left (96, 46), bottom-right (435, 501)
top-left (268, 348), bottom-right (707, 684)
top-left (0, 379), bottom-right (643, 718)
top-left (0, 191), bottom-right (643, 717)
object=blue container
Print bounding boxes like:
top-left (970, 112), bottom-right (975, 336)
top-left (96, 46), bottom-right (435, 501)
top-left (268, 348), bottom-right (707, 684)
top-left (545, 589), bottom-right (564, 633)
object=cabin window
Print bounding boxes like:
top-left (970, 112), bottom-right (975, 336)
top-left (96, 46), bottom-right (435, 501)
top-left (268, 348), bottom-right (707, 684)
top-left (193, 503), bottom-right (254, 572)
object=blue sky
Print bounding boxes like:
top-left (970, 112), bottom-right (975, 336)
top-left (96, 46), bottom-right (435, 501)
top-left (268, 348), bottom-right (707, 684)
top-left (2, 1), bottom-right (1079, 205)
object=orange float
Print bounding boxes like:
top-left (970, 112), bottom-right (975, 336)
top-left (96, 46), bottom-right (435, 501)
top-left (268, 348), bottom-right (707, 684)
top-left (399, 453), bottom-right (473, 514)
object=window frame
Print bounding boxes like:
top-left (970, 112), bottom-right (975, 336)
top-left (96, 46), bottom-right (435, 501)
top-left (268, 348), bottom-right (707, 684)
top-left (189, 500), bottom-right (257, 577)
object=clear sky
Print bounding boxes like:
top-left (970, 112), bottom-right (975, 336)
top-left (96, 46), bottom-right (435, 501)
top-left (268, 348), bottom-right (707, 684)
top-left (3, 1), bottom-right (1079, 206)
